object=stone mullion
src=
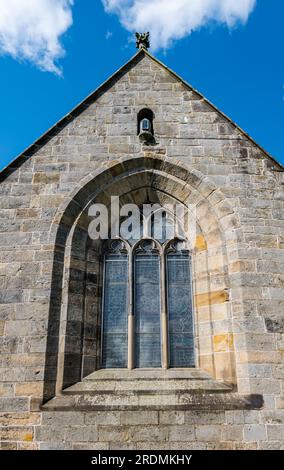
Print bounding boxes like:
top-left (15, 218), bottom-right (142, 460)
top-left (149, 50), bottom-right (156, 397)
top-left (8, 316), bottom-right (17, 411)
top-left (127, 246), bottom-right (135, 370)
top-left (161, 250), bottom-right (169, 369)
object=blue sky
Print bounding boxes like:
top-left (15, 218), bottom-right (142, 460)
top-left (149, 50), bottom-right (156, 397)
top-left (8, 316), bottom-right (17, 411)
top-left (0, 0), bottom-right (283, 171)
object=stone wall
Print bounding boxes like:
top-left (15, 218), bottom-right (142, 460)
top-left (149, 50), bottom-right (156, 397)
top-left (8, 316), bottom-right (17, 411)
top-left (0, 50), bottom-right (284, 450)
top-left (3, 409), bottom-right (280, 451)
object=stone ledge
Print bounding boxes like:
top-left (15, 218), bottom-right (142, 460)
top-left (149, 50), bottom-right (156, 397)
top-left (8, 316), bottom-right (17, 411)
top-left (42, 393), bottom-right (263, 412)
top-left (63, 368), bottom-right (232, 395)
top-left (79, 368), bottom-right (227, 381)
top-left (42, 391), bottom-right (263, 413)
top-left (41, 369), bottom-right (263, 412)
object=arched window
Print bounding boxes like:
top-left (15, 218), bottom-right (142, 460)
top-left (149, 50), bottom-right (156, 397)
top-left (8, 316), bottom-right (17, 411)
top-left (101, 240), bottom-right (129, 368)
top-left (101, 226), bottom-right (195, 369)
top-left (135, 240), bottom-right (161, 368)
top-left (166, 240), bottom-right (195, 368)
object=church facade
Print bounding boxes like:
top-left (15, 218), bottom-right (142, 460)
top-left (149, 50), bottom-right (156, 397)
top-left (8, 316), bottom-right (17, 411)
top-left (0, 45), bottom-right (284, 450)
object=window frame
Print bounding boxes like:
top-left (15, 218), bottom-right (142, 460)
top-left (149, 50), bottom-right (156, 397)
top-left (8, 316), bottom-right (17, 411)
top-left (100, 235), bottom-right (195, 370)
top-left (133, 239), bottom-right (162, 368)
top-left (165, 240), bottom-right (196, 368)
top-left (100, 239), bottom-right (131, 369)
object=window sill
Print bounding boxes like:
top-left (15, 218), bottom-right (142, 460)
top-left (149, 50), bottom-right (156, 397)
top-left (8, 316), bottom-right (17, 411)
top-left (42, 369), bottom-right (263, 412)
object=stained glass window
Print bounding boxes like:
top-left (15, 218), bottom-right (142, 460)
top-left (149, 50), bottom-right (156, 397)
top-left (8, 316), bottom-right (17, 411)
top-left (101, 235), bottom-right (194, 369)
top-left (134, 240), bottom-right (161, 368)
top-left (166, 241), bottom-right (194, 367)
top-left (102, 241), bottom-right (128, 368)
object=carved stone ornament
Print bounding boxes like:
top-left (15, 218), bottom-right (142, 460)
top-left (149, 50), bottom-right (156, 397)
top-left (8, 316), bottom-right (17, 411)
top-left (136, 32), bottom-right (150, 50)
top-left (105, 239), bottom-right (128, 255)
top-left (166, 239), bottom-right (189, 254)
top-left (135, 239), bottom-right (159, 254)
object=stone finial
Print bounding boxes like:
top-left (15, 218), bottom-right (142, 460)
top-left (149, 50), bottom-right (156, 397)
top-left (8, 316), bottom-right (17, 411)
top-left (136, 32), bottom-right (150, 50)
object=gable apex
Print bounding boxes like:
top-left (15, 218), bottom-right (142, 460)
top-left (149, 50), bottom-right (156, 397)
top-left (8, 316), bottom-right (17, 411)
top-left (0, 48), bottom-right (282, 182)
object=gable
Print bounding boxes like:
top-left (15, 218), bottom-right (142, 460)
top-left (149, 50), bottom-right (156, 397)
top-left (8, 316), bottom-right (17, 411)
top-left (0, 48), bottom-right (283, 185)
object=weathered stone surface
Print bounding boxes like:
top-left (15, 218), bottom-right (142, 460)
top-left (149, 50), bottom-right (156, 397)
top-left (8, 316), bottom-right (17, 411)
top-left (221, 425), bottom-right (243, 441)
top-left (84, 411), bottom-right (121, 426)
top-left (0, 398), bottom-right (29, 413)
top-left (128, 425), bottom-right (169, 442)
top-left (244, 424), bottom-right (267, 441)
top-left (0, 414), bottom-right (40, 429)
top-left (0, 48), bottom-right (283, 450)
top-left (0, 427), bottom-right (34, 442)
top-left (168, 425), bottom-right (195, 442)
top-left (184, 411), bottom-right (225, 424)
top-left (120, 411), bottom-right (158, 426)
top-left (267, 425), bottom-right (284, 440)
top-left (265, 316), bottom-right (284, 333)
top-left (195, 425), bottom-right (221, 442)
top-left (159, 411), bottom-right (184, 425)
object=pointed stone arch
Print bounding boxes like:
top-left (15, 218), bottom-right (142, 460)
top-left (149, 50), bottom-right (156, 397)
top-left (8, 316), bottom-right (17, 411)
top-left (43, 156), bottom-right (244, 402)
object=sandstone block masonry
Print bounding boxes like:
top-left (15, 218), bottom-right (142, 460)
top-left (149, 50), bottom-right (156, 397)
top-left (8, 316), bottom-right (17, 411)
top-left (0, 49), bottom-right (284, 450)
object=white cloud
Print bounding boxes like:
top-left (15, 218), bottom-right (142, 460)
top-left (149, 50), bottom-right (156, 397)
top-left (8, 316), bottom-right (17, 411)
top-left (0, 0), bottom-right (74, 75)
top-left (102, 0), bottom-right (257, 50)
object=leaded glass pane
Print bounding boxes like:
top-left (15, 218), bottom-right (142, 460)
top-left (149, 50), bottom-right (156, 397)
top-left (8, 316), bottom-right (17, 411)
top-left (167, 251), bottom-right (195, 367)
top-left (151, 211), bottom-right (175, 244)
top-left (135, 249), bottom-right (161, 368)
top-left (102, 252), bottom-right (128, 368)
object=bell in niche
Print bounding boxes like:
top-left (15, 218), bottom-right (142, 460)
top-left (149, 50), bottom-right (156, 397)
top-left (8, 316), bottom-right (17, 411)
top-left (141, 118), bottom-right (151, 132)
top-left (139, 117), bottom-right (154, 144)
